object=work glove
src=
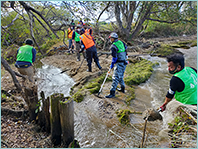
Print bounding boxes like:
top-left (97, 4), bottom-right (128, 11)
top-left (110, 57), bottom-right (117, 69)
top-left (160, 103), bottom-right (166, 112)
top-left (110, 63), bottom-right (114, 69)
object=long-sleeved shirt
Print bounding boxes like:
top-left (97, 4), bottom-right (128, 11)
top-left (15, 47), bottom-right (36, 68)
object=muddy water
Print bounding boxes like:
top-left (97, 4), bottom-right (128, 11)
top-left (137, 47), bottom-right (197, 124)
top-left (36, 47), bottom-right (197, 148)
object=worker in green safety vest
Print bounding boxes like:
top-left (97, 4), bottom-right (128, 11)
top-left (15, 38), bottom-right (36, 85)
top-left (160, 53), bottom-right (197, 112)
top-left (72, 24), bottom-right (81, 61)
top-left (105, 32), bottom-right (128, 98)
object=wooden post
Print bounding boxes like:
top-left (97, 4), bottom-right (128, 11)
top-left (23, 85), bottom-right (38, 121)
top-left (50, 93), bottom-right (63, 146)
top-left (59, 97), bottom-right (74, 147)
top-left (37, 91), bottom-right (50, 133)
top-left (43, 96), bottom-right (50, 133)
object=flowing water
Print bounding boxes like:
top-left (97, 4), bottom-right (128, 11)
top-left (36, 47), bottom-right (197, 148)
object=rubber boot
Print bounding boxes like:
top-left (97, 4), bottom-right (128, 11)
top-left (87, 66), bottom-right (92, 72)
top-left (117, 86), bottom-right (125, 93)
top-left (87, 62), bottom-right (92, 72)
top-left (105, 90), bottom-right (115, 98)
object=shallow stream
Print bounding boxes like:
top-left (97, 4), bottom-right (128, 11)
top-left (36, 47), bottom-right (197, 148)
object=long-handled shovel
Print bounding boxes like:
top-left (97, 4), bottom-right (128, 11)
top-left (97, 67), bottom-right (112, 97)
top-left (76, 57), bottom-right (85, 72)
top-left (140, 108), bottom-right (162, 148)
top-left (70, 57), bottom-right (85, 77)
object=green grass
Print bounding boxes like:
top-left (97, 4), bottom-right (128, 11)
top-left (84, 73), bottom-right (112, 94)
top-left (116, 109), bottom-right (132, 125)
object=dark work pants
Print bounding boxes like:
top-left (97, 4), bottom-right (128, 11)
top-left (86, 46), bottom-right (101, 71)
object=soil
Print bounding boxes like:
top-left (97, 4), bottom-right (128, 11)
top-left (1, 35), bottom-right (197, 148)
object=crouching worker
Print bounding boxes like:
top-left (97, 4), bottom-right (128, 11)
top-left (159, 53), bottom-right (197, 112)
top-left (106, 32), bottom-right (128, 98)
top-left (79, 29), bottom-right (102, 72)
top-left (15, 38), bottom-right (36, 85)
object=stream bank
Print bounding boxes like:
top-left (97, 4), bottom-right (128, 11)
top-left (1, 35), bottom-right (197, 148)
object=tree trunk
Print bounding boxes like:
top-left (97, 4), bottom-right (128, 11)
top-left (50, 93), bottom-right (63, 146)
top-left (59, 97), bottom-right (74, 147)
top-left (1, 56), bottom-right (22, 92)
top-left (23, 85), bottom-right (38, 121)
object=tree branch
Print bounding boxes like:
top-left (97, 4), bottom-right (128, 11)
top-left (1, 13), bottom-right (19, 29)
top-left (1, 57), bottom-right (22, 92)
top-left (19, 1), bottom-right (59, 39)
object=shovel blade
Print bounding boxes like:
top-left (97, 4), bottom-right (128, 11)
top-left (142, 108), bottom-right (163, 121)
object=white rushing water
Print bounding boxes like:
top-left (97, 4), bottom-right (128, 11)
top-left (36, 64), bottom-right (75, 98)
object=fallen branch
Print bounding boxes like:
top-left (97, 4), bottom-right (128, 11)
top-left (179, 107), bottom-right (197, 124)
top-left (1, 107), bottom-right (28, 118)
top-left (97, 51), bottom-right (111, 58)
top-left (109, 129), bottom-right (130, 148)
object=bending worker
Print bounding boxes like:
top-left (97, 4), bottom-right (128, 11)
top-left (160, 53), bottom-right (197, 111)
top-left (106, 32), bottom-right (128, 98)
top-left (79, 29), bottom-right (102, 72)
top-left (15, 38), bottom-right (36, 84)
top-left (72, 24), bottom-right (81, 61)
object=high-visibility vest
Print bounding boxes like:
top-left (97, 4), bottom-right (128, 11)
top-left (174, 67), bottom-right (197, 105)
top-left (113, 40), bottom-right (126, 53)
top-left (80, 33), bottom-right (95, 49)
top-left (17, 45), bottom-right (33, 63)
top-left (68, 28), bottom-right (73, 39)
top-left (74, 32), bottom-right (80, 42)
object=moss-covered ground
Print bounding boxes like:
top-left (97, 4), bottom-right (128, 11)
top-left (124, 58), bottom-right (159, 86)
top-left (153, 40), bottom-right (197, 57)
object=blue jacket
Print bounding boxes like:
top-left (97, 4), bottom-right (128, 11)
top-left (110, 39), bottom-right (127, 66)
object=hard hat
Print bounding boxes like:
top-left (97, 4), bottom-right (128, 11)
top-left (109, 32), bottom-right (118, 39)
top-left (25, 38), bottom-right (33, 45)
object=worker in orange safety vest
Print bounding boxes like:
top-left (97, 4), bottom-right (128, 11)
top-left (67, 24), bottom-right (74, 53)
top-left (79, 30), bottom-right (102, 72)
